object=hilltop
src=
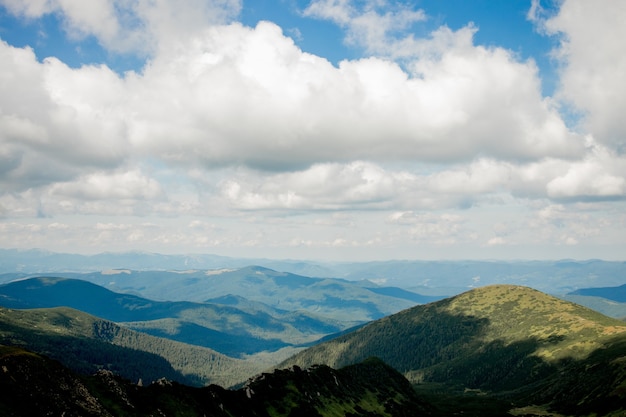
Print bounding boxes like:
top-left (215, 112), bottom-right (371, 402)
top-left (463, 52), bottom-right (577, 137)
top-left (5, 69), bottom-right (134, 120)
top-left (281, 284), bottom-right (626, 416)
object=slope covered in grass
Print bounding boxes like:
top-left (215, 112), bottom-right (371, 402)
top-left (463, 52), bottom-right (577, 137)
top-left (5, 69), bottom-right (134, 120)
top-left (281, 285), bottom-right (626, 415)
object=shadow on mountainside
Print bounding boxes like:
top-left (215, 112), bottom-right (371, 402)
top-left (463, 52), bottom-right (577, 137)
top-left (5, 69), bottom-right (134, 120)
top-left (0, 320), bottom-right (200, 386)
top-left (282, 301), bottom-right (626, 416)
top-left (131, 320), bottom-right (289, 357)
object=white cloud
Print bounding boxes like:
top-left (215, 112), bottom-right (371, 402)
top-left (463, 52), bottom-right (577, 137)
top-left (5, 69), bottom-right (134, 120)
top-left (0, 0), bottom-right (242, 55)
top-left (304, 0), bottom-right (427, 56)
top-left (121, 20), bottom-right (582, 171)
top-left (217, 162), bottom-right (395, 210)
top-left (0, 0), bottom-right (625, 259)
top-left (387, 211), bottom-right (473, 245)
top-left (539, 0), bottom-right (626, 151)
top-left (546, 161), bottom-right (626, 200)
top-left (50, 169), bottom-right (162, 201)
top-left (1, 11), bottom-right (587, 190)
top-left (523, 202), bottom-right (621, 248)
top-left (0, 41), bottom-right (130, 192)
top-left (486, 236), bottom-right (506, 246)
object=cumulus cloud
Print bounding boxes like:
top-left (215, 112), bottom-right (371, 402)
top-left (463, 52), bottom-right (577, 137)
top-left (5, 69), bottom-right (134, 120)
top-left (2, 15), bottom-right (585, 190)
top-left (217, 161), bottom-right (399, 210)
top-left (304, 0), bottom-right (427, 57)
top-left (0, 40), bottom-right (130, 191)
top-left (387, 211), bottom-right (473, 245)
top-left (127, 20), bottom-right (583, 170)
top-left (0, 0), bottom-right (241, 54)
top-left (0, 0), bottom-right (625, 258)
top-left (49, 169), bottom-right (162, 201)
top-left (536, 0), bottom-right (626, 151)
top-left (525, 203), bottom-right (612, 247)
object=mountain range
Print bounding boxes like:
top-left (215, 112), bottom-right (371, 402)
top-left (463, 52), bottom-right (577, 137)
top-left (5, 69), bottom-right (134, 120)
top-left (3, 249), bottom-right (626, 294)
top-left (568, 283), bottom-right (626, 303)
top-left (2, 250), bottom-right (626, 416)
top-left (0, 276), bottom-right (351, 358)
top-left (2, 277), bottom-right (626, 415)
top-left (0, 305), bottom-right (262, 387)
top-left (0, 266), bottom-right (437, 322)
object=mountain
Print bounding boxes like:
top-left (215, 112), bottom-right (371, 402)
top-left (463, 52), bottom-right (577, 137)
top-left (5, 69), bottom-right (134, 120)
top-left (0, 276), bottom-right (346, 356)
top-left (281, 285), bottom-right (626, 416)
top-left (1, 266), bottom-right (425, 322)
top-left (0, 345), bottom-right (432, 417)
top-left (332, 259), bottom-right (626, 294)
top-left (4, 249), bottom-right (626, 295)
top-left (568, 283), bottom-right (626, 303)
top-left (0, 306), bottom-right (261, 387)
top-left (0, 248), bottom-right (340, 278)
top-left (559, 283), bottom-right (626, 319)
top-left (560, 294), bottom-right (626, 320)
top-left (0, 248), bottom-right (241, 273)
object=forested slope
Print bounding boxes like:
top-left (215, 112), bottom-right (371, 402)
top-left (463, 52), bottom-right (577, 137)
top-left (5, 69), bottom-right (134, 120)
top-left (281, 285), bottom-right (626, 415)
top-left (0, 345), bottom-right (433, 417)
top-left (0, 306), bottom-right (261, 387)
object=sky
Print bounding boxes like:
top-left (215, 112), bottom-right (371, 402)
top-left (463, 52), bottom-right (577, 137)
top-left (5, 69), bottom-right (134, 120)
top-left (0, 0), bottom-right (625, 262)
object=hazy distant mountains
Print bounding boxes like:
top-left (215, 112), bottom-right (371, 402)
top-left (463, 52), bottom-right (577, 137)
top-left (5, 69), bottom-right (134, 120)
top-left (4, 248), bottom-right (626, 320)
top-left (0, 276), bottom-right (347, 357)
top-left (3, 248), bottom-right (626, 294)
top-left (0, 267), bottom-right (437, 322)
top-left (568, 283), bottom-right (626, 302)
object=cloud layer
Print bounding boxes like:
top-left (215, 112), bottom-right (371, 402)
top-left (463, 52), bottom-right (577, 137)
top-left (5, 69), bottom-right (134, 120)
top-left (0, 0), bottom-right (625, 259)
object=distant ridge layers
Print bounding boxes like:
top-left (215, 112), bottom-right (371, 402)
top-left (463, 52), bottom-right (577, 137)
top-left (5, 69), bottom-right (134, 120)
top-left (2, 275), bottom-right (626, 415)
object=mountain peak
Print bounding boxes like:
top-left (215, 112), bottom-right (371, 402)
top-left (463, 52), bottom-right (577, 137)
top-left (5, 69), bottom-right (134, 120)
top-left (282, 284), bottom-right (626, 406)
top-left (444, 284), bottom-right (626, 361)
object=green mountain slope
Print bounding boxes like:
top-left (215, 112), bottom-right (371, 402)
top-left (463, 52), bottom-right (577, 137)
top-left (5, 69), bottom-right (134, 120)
top-left (281, 285), bottom-right (626, 415)
top-left (0, 277), bottom-right (345, 356)
top-left (0, 306), bottom-right (261, 387)
top-left (0, 345), bottom-right (432, 417)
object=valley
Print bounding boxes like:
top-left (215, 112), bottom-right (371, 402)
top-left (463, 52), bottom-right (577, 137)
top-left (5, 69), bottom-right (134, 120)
top-left (1, 256), bottom-right (626, 416)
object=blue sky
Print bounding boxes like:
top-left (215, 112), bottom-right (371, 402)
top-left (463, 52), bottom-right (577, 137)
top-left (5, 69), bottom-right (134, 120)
top-left (0, 0), bottom-right (625, 261)
top-left (1, 1), bottom-right (559, 89)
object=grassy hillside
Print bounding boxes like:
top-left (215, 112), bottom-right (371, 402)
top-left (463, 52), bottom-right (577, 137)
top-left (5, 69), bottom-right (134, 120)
top-left (0, 306), bottom-right (262, 387)
top-left (281, 285), bottom-right (626, 415)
